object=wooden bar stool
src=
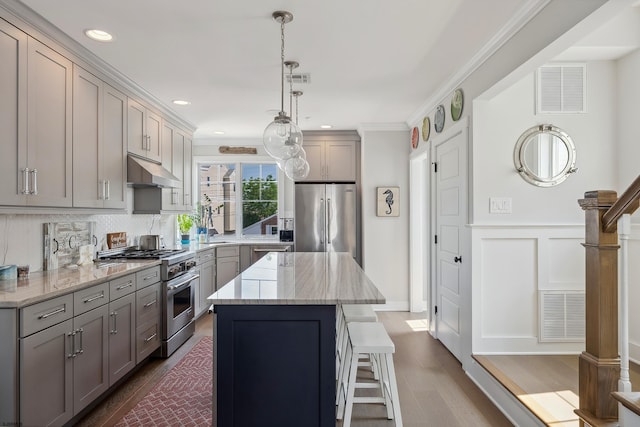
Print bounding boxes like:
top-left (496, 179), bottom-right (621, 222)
top-left (337, 321), bottom-right (402, 427)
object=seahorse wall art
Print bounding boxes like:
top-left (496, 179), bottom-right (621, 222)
top-left (376, 187), bottom-right (400, 217)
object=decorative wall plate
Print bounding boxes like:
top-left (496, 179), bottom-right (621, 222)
top-left (422, 117), bottom-right (430, 141)
top-left (411, 127), bottom-right (419, 149)
top-left (451, 88), bottom-right (464, 121)
top-left (434, 105), bottom-right (445, 133)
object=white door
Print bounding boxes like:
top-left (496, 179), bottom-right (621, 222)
top-left (433, 123), bottom-right (468, 362)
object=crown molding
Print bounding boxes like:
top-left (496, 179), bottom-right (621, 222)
top-left (406, 0), bottom-right (550, 127)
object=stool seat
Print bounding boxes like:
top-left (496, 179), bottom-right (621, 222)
top-left (347, 322), bottom-right (394, 354)
top-left (342, 304), bottom-right (378, 322)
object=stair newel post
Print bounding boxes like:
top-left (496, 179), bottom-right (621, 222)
top-left (577, 190), bottom-right (620, 423)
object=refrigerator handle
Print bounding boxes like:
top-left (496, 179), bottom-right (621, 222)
top-left (320, 198), bottom-right (325, 244)
top-left (327, 198), bottom-right (331, 244)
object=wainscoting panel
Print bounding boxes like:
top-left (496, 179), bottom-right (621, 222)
top-left (472, 225), bottom-right (586, 354)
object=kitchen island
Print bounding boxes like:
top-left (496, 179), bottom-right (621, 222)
top-left (208, 251), bottom-right (385, 427)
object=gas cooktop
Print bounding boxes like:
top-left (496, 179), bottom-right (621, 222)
top-left (98, 248), bottom-right (187, 260)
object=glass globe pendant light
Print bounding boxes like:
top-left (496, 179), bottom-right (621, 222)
top-left (285, 90), bottom-right (310, 180)
top-left (263, 11), bottom-right (303, 161)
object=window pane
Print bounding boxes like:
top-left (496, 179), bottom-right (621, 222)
top-left (241, 164), bottom-right (278, 235)
top-left (199, 163), bottom-right (236, 235)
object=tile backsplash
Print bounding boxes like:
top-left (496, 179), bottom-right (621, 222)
top-left (0, 190), bottom-right (179, 272)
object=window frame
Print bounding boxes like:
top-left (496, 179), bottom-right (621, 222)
top-left (195, 157), bottom-right (284, 238)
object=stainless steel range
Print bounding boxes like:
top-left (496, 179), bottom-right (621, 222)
top-left (98, 248), bottom-right (199, 357)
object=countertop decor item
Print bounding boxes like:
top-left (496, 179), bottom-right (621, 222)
top-left (422, 116), bottom-right (431, 141)
top-left (434, 104), bottom-right (445, 133)
top-left (107, 232), bottom-right (127, 249)
top-left (177, 214), bottom-right (194, 244)
top-left (411, 127), bottom-right (419, 149)
top-left (451, 88), bottom-right (464, 121)
top-left (0, 265), bottom-right (17, 280)
top-left (44, 221), bottom-right (96, 270)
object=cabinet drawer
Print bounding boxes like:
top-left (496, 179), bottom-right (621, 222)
top-left (216, 246), bottom-right (239, 258)
top-left (109, 274), bottom-right (136, 300)
top-left (136, 320), bottom-right (160, 363)
top-left (198, 249), bottom-right (215, 263)
top-left (136, 282), bottom-right (161, 326)
top-left (74, 282), bottom-right (109, 315)
top-left (20, 294), bottom-right (74, 337)
top-left (136, 266), bottom-right (160, 290)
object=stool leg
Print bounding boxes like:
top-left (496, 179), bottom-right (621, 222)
top-left (336, 335), bottom-right (353, 412)
top-left (340, 350), bottom-right (360, 427)
top-left (383, 353), bottom-right (403, 426)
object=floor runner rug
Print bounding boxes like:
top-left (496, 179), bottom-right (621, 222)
top-left (116, 337), bottom-right (212, 426)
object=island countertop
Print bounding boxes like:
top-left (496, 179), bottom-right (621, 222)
top-left (208, 251), bottom-right (385, 305)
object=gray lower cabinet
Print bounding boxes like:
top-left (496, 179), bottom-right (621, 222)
top-left (20, 319), bottom-right (73, 427)
top-left (196, 248), bottom-right (215, 316)
top-left (216, 246), bottom-right (240, 289)
top-left (108, 292), bottom-right (136, 386)
top-left (20, 302), bottom-right (109, 426)
top-left (72, 304), bottom-right (109, 415)
top-left (135, 281), bottom-right (161, 363)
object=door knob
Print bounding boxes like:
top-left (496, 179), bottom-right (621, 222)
top-left (454, 256), bottom-right (462, 263)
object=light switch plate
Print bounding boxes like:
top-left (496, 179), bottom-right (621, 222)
top-left (489, 197), bottom-right (512, 214)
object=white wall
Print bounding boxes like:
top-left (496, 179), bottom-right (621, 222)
top-left (617, 47), bottom-right (640, 194)
top-left (360, 128), bottom-right (410, 310)
top-left (469, 60), bottom-right (618, 354)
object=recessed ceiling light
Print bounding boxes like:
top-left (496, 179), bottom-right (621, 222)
top-left (320, 124), bottom-right (332, 129)
top-left (213, 131), bottom-right (225, 135)
top-left (84, 29), bottom-right (113, 42)
top-left (172, 100), bottom-right (191, 106)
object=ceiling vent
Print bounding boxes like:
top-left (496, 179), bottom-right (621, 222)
top-left (286, 73), bottom-right (311, 84)
top-left (536, 64), bottom-right (586, 114)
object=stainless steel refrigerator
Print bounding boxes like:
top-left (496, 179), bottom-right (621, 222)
top-left (294, 183), bottom-right (360, 264)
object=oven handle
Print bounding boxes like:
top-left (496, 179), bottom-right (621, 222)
top-left (167, 273), bottom-right (200, 292)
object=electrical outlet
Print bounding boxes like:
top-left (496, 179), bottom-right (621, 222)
top-left (489, 197), bottom-right (512, 214)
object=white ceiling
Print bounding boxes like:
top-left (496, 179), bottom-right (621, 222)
top-left (11, 0), bottom-right (639, 141)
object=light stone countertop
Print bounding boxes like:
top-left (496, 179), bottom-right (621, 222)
top-left (0, 260), bottom-right (160, 308)
top-left (187, 238), bottom-right (293, 253)
top-left (208, 252), bottom-right (385, 305)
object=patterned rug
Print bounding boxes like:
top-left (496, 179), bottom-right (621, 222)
top-left (116, 337), bottom-right (212, 426)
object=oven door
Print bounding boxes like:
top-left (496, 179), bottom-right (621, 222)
top-left (166, 271), bottom-right (199, 338)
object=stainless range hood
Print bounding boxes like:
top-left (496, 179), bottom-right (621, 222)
top-left (127, 155), bottom-right (180, 188)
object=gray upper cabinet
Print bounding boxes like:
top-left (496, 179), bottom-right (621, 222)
top-left (26, 37), bottom-right (73, 206)
top-left (72, 66), bottom-right (127, 209)
top-left (162, 121), bottom-right (193, 212)
top-left (299, 139), bottom-right (356, 182)
top-left (128, 98), bottom-right (162, 163)
top-left (0, 22), bottom-right (72, 208)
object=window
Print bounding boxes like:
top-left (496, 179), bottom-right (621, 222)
top-left (198, 162), bottom-right (278, 236)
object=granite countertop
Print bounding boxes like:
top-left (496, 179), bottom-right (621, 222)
top-left (208, 252), bottom-right (385, 305)
top-left (0, 260), bottom-right (160, 308)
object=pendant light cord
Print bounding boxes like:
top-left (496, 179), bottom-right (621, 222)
top-left (280, 19), bottom-right (285, 115)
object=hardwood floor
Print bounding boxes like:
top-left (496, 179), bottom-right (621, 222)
top-left (76, 311), bottom-right (512, 427)
top-left (474, 354), bottom-right (640, 426)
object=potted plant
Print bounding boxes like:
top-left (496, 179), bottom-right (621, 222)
top-left (177, 214), bottom-right (194, 244)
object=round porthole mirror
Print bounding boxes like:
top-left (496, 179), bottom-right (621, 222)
top-left (513, 124), bottom-right (577, 187)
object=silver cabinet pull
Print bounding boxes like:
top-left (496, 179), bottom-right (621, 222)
top-left (83, 292), bottom-right (105, 303)
top-left (106, 180), bottom-right (110, 200)
top-left (30, 169), bottom-right (38, 195)
top-left (38, 306), bottom-right (66, 319)
top-left (144, 332), bottom-right (157, 343)
top-left (76, 328), bottom-right (84, 355)
top-left (143, 299), bottom-right (157, 308)
top-left (67, 331), bottom-right (76, 358)
top-left (110, 311), bottom-right (118, 334)
top-left (22, 168), bottom-right (30, 195)
top-left (99, 179), bottom-right (105, 200)
top-left (116, 281), bottom-right (133, 291)
top-left (253, 248), bottom-right (289, 253)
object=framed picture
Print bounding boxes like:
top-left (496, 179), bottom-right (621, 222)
top-left (376, 187), bottom-right (399, 217)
